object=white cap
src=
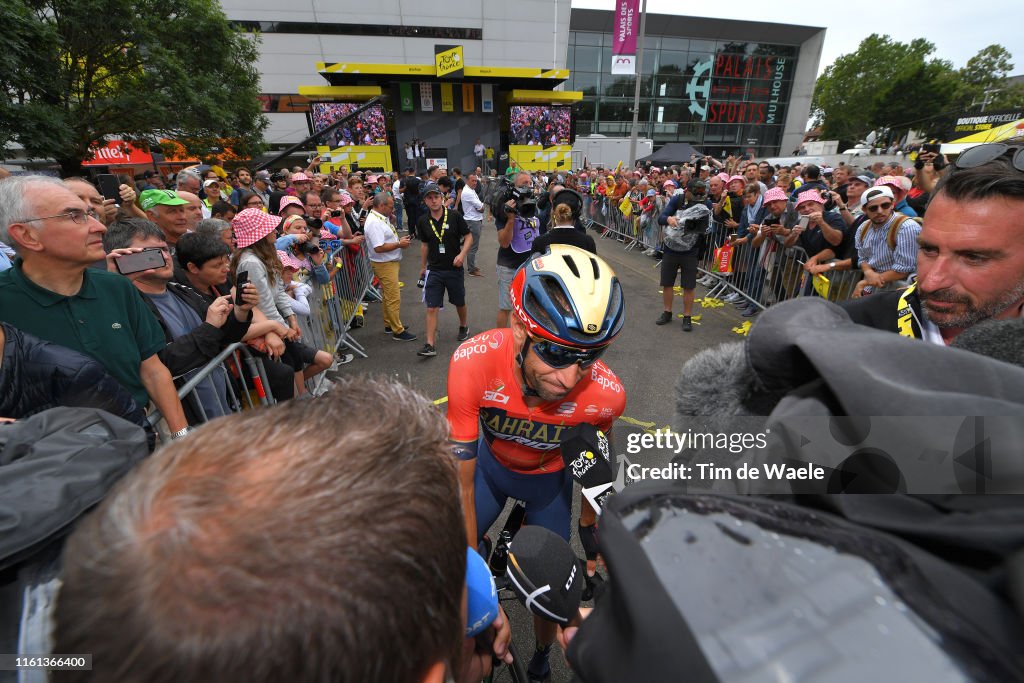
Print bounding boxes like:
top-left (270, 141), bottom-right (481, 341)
top-left (861, 186), bottom-right (895, 206)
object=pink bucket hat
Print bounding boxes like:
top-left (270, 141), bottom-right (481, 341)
top-left (727, 175), bottom-right (746, 188)
top-left (277, 249), bottom-right (306, 271)
top-left (290, 172), bottom-right (311, 182)
top-left (277, 195), bottom-right (304, 216)
top-left (762, 187), bottom-right (789, 204)
top-left (716, 172), bottom-right (731, 184)
top-left (795, 190), bottom-right (826, 207)
top-left (233, 208), bottom-right (280, 249)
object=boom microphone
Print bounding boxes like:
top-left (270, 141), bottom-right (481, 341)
top-left (506, 526), bottom-right (584, 625)
top-left (560, 423), bottom-right (615, 514)
top-left (465, 547), bottom-right (499, 637)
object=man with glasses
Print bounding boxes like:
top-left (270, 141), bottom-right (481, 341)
top-left (844, 142), bottom-right (1024, 345)
top-left (103, 218), bottom-right (256, 423)
top-left (850, 185), bottom-right (920, 299)
top-left (0, 175), bottom-right (189, 438)
top-left (447, 244), bottom-right (625, 683)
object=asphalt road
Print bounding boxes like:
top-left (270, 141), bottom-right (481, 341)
top-left (336, 217), bottom-right (748, 681)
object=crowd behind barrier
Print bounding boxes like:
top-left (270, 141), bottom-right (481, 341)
top-left (583, 193), bottom-right (862, 310)
top-left (295, 240), bottom-right (377, 390)
top-left (142, 240), bottom-right (375, 436)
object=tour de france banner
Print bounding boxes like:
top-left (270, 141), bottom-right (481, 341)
top-left (611, 0), bottom-right (640, 75)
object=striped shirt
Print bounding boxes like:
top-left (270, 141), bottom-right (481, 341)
top-left (855, 214), bottom-right (920, 274)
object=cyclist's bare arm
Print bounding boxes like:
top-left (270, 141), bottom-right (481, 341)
top-left (453, 440), bottom-right (479, 544)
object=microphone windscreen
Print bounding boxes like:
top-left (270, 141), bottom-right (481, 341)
top-left (951, 318), bottom-right (1024, 368)
top-left (465, 547), bottom-right (498, 637)
top-left (507, 526), bottom-right (583, 625)
top-left (561, 423), bottom-right (614, 489)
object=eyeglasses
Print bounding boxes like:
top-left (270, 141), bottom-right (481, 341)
top-left (20, 208), bottom-right (101, 225)
top-left (864, 202), bottom-right (893, 213)
top-left (954, 143), bottom-right (1024, 172)
top-left (530, 336), bottom-right (607, 369)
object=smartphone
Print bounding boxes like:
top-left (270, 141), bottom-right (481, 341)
top-left (922, 143), bottom-right (941, 155)
top-left (115, 248), bottom-right (166, 275)
top-left (798, 216), bottom-right (809, 230)
top-left (97, 174), bottom-right (121, 204)
top-left (234, 270), bottom-right (250, 306)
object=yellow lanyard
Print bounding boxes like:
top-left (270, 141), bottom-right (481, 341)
top-left (428, 208), bottom-right (448, 243)
top-left (896, 282), bottom-right (919, 339)
top-left (371, 210), bottom-right (397, 239)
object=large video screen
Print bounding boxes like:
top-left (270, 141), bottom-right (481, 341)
top-left (310, 103), bottom-right (388, 146)
top-left (510, 105), bottom-right (572, 146)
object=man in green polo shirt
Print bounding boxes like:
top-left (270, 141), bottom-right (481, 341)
top-left (0, 175), bottom-right (189, 437)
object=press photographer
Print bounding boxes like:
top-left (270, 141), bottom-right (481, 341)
top-left (494, 171), bottom-right (541, 327)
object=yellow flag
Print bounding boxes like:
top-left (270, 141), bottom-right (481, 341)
top-left (618, 197), bottom-right (632, 216)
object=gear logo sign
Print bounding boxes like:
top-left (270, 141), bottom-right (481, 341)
top-left (686, 57), bottom-right (714, 120)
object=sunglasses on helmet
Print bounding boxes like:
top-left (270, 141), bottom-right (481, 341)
top-left (529, 336), bottom-right (607, 369)
top-left (954, 142), bottom-right (1024, 172)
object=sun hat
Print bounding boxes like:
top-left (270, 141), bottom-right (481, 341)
top-left (233, 208), bottom-right (281, 249)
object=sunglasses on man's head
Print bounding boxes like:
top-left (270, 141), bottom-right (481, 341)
top-left (530, 336), bottom-right (607, 369)
top-left (954, 142), bottom-right (1024, 172)
top-left (864, 202), bottom-right (893, 213)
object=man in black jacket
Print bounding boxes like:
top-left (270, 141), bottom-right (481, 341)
top-left (103, 218), bottom-right (257, 422)
top-left (843, 141), bottom-right (1024, 346)
top-left (0, 322), bottom-right (150, 440)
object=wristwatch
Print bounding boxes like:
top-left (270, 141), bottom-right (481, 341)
top-left (828, 260), bottom-right (837, 269)
top-left (170, 427), bottom-right (191, 440)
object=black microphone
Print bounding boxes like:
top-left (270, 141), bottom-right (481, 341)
top-left (506, 526), bottom-right (584, 626)
top-left (560, 423), bottom-right (615, 514)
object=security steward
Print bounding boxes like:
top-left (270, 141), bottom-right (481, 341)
top-left (417, 181), bottom-right (473, 358)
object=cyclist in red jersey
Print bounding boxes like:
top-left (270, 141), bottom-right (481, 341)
top-left (447, 244), bottom-right (626, 682)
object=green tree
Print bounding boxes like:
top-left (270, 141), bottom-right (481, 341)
top-left (0, 0), bottom-right (267, 176)
top-left (811, 35), bottom-right (959, 149)
top-left (956, 44), bottom-right (1024, 112)
top-left (812, 37), bottom-right (1023, 148)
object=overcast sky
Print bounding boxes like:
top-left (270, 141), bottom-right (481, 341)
top-left (570, 0), bottom-right (1023, 77)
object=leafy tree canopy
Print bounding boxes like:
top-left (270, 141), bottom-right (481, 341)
top-left (811, 35), bottom-right (1023, 149)
top-left (0, 0), bottom-right (267, 175)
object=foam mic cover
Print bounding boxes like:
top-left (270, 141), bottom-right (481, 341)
top-left (506, 526), bottom-right (584, 625)
top-left (561, 423), bottom-right (615, 512)
top-left (465, 547), bottom-right (499, 637)
top-left (951, 318), bottom-right (1024, 368)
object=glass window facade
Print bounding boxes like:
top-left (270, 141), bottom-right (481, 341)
top-left (567, 31), bottom-right (799, 157)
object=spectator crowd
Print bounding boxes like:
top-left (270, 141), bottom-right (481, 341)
top-left (1, 138), bottom-right (1022, 683)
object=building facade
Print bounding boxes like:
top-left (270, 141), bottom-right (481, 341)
top-left (220, 1), bottom-right (824, 168)
top-left (567, 9), bottom-right (824, 159)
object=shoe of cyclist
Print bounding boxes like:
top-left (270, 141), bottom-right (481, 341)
top-left (527, 643), bottom-right (552, 683)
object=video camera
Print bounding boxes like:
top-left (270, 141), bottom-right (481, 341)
top-left (496, 176), bottom-right (538, 219)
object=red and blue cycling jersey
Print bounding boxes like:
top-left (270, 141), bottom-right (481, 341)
top-left (447, 329), bottom-right (626, 474)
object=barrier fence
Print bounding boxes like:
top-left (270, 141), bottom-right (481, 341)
top-left (147, 240), bottom-right (377, 438)
top-left (584, 194), bottom-right (864, 310)
top-left (295, 240), bottom-right (378, 394)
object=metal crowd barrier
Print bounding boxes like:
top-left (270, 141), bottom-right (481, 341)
top-left (583, 193), bottom-right (863, 310)
top-left (694, 219), bottom-right (863, 310)
top-left (292, 240), bottom-right (377, 392)
top-left (147, 342), bottom-right (277, 438)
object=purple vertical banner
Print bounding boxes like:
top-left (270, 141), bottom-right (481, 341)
top-left (611, 0), bottom-right (640, 75)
